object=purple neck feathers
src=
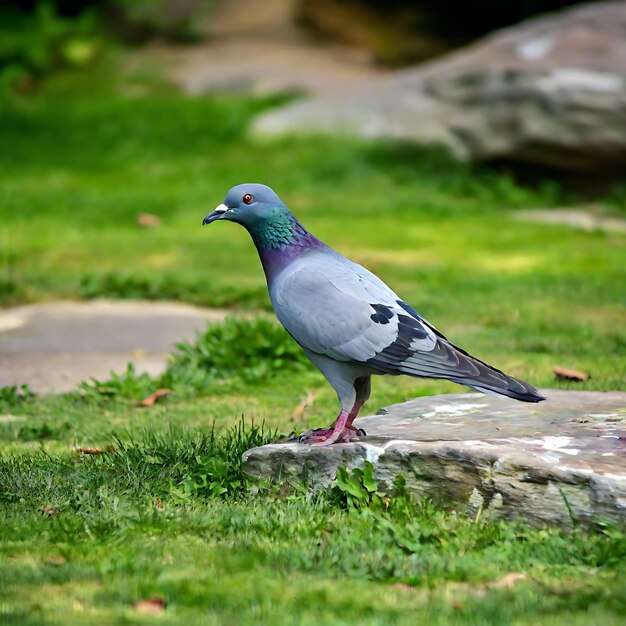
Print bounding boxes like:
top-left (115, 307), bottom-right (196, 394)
top-left (248, 217), bottom-right (324, 284)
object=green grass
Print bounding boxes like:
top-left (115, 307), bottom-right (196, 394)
top-left (1, 67), bottom-right (626, 624)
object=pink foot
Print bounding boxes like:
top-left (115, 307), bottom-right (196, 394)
top-left (297, 425), bottom-right (366, 445)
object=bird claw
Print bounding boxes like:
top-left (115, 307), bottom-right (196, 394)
top-left (295, 426), bottom-right (367, 445)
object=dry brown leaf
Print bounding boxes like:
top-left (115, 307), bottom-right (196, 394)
top-left (133, 596), bottom-right (166, 615)
top-left (40, 506), bottom-right (58, 517)
top-left (487, 572), bottom-right (526, 589)
top-left (553, 366), bottom-right (590, 382)
top-left (136, 213), bottom-right (161, 228)
top-left (292, 390), bottom-right (320, 421)
top-left (140, 389), bottom-right (173, 407)
top-left (75, 446), bottom-right (114, 455)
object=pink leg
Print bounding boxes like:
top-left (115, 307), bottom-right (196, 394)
top-left (345, 398), bottom-right (366, 430)
top-left (297, 376), bottom-right (371, 445)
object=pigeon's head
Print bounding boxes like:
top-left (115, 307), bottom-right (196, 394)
top-left (203, 183), bottom-right (288, 229)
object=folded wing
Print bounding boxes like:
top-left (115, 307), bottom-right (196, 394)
top-left (271, 250), bottom-right (544, 402)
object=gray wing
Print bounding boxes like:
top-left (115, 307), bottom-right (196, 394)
top-left (271, 250), bottom-right (544, 402)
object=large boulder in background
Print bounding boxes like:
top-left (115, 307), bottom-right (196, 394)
top-left (255, 1), bottom-right (626, 172)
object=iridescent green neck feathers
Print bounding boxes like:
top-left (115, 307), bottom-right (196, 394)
top-left (249, 209), bottom-right (311, 250)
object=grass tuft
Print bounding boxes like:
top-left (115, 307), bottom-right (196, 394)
top-left (1, 420), bottom-right (274, 513)
top-left (164, 317), bottom-right (310, 389)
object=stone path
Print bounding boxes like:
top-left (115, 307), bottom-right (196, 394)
top-left (0, 301), bottom-right (228, 392)
top-left (244, 390), bottom-right (626, 527)
top-left (513, 207), bottom-right (626, 234)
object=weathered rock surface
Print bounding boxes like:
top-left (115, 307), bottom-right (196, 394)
top-left (254, 1), bottom-right (626, 172)
top-left (0, 301), bottom-right (228, 392)
top-left (244, 390), bottom-right (626, 527)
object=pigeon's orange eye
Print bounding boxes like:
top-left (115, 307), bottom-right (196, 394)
top-left (242, 193), bottom-right (254, 205)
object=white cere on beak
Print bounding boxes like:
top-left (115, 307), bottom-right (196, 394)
top-left (214, 203), bottom-right (229, 214)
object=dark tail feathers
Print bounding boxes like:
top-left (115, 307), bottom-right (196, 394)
top-left (448, 346), bottom-right (545, 403)
top-left (464, 378), bottom-right (545, 403)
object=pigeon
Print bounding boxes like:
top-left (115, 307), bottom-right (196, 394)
top-left (203, 183), bottom-right (545, 444)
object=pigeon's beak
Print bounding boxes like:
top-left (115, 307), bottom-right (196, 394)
top-left (202, 204), bottom-right (229, 225)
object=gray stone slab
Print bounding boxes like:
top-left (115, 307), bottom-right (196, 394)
top-left (0, 301), bottom-right (228, 392)
top-left (244, 390), bottom-right (626, 527)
